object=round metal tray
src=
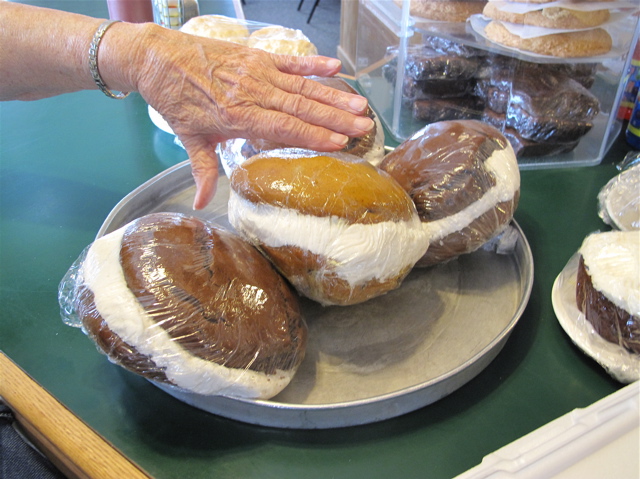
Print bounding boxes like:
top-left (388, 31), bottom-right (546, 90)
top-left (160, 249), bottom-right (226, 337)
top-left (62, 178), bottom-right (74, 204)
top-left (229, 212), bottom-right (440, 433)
top-left (98, 160), bottom-right (534, 429)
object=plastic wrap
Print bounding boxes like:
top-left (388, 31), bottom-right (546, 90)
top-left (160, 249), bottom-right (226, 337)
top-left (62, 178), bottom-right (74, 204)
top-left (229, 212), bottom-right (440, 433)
top-left (476, 58), bottom-right (600, 143)
top-left (227, 148), bottom-right (431, 306)
top-left (381, 33), bottom-right (600, 158)
top-left (181, 15), bottom-right (316, 55)
top-left (553, 244), bottom-right (639, 384)
top-left (380, 119), bottom-right (520, 267)
top-left (58, 212), bottom-right (307, 400)
top-left (597, 162), bottom-right (640, 231)
top-left (382, 44), bottom-right (484, 105)
top-left (217, 77), bottom-right (386, 175)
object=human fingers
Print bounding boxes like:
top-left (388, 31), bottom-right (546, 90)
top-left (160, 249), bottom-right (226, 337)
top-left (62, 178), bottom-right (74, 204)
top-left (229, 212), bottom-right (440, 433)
top-left (180, 136), bottom-right (220, 210)
top-left (241, 107), bottom-right (367, 152)
top-left (271, 54), bottom-right (343, 78)
top-left (270, 56), bottom-right (370, 115)
top-left (258, 86), bottom-right (374, 138)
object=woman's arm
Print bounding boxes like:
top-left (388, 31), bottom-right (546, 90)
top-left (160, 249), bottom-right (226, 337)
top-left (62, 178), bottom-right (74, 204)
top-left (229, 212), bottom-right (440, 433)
top-left (0, 2), bottom-right (374, 208)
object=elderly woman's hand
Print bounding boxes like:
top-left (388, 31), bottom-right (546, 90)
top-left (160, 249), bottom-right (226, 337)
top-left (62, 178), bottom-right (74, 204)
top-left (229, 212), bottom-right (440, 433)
top-left (128, 25), bottom-right (374, 209)
top-left (0, 3), bottom-right (374, 209)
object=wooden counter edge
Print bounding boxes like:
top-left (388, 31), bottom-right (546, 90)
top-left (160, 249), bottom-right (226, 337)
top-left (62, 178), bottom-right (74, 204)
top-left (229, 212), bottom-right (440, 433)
top-left (0, 351), bottom-right (153, 479)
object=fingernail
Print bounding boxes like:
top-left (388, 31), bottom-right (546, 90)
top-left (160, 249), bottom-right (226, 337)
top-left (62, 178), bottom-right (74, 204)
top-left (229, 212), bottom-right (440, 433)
top-left (349, 96), bottom-right (368, 112)
top-left (326, 58), bottom-right (341, 70)
top-left (330, 133), bottom-right (349, 147)
top-left (354, 116), bottom-right (374, 132)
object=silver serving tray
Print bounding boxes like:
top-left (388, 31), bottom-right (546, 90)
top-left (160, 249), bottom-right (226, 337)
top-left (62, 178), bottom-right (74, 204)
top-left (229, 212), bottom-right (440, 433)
top-left (98, 160), bottom-right (534, 429)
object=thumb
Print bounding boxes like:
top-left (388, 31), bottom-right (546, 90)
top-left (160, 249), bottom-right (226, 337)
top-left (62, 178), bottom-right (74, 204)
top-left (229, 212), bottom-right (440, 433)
top-left (181, 137), bottom-right (220, 210)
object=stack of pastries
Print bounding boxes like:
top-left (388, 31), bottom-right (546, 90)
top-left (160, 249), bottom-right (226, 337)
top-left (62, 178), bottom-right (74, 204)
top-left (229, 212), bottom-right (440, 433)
top-left (60, 119), bottom-right (521, 400)
top-left (382, 34), bottom-right (601, 159)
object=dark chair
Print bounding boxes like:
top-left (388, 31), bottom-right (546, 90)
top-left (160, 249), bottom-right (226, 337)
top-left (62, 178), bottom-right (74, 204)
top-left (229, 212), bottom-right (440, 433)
top-left (297, 0), bottom-right (320, 23)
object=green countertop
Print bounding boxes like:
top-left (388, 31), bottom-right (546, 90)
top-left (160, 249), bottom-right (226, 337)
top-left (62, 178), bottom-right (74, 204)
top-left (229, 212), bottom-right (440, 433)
top-left (0, 2), bottom-right (634, 478)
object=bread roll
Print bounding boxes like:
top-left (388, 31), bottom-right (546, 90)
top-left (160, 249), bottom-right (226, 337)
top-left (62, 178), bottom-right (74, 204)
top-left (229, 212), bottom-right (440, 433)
top-left (228, 149), bottom-right (430, 306)
top-left (65, 212), bottom-right (306, 399)
top-left (380, 120), bottom-right (520, 267)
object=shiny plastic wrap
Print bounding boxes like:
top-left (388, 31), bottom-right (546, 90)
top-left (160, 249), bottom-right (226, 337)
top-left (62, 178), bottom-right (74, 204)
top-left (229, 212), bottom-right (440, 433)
top-left (477, 65), bottom-right (600, 143)
top-left (217, 77), bottom-right (386, 175)
top-left (380, 120), bottom-right (520, 267)
top-left (598, 162), bottom-right (640, 231)
top-left (227, 148), bottom-right (430, 306)
top-left (58, 212), bottom-right (307, 400)
top-left (381, 31), bottom-right (601, 158)
top-left (553, 242), bottom-right (639, 384)
top-left (575, 231), bottom-right (640, 355)
top-left (382, 44), bottom-right (484, 105)
top-left (180, 15), bottom-right (317, 55)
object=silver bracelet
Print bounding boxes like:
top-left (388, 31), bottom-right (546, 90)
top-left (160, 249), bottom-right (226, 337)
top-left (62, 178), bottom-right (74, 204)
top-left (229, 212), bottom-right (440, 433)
top-left (88, 20), bottom-right (130, 100)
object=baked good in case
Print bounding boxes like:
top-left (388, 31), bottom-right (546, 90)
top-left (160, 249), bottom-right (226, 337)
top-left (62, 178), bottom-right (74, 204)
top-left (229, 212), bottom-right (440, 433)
top-left (576, 230), bottom-right (640, 354)
top-left (484, 21), bottom-right (612, 57)
top-left (380, 120), bottom-right (520, 267)
top-left (67, 212), bottom-right (307, 400)
top-left (228, 149), bottom-right (430, 306)
top-left (477, 64), bottom-right (600, 143)
top-left (482, 2), bottom-right (610, 30)
top-left (400, 0), bottom-right (487, 22)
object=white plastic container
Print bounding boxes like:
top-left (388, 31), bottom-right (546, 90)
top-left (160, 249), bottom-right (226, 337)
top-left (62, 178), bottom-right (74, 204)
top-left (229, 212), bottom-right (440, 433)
top-left (455, 381), bottom-right (640, 478)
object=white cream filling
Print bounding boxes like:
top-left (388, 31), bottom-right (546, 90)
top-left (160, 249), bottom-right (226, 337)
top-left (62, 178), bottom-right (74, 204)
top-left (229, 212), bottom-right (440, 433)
top-left (422, 144), bottom-right (520, 241)
top-left (81, 225), bottom-right (294, 399)
top-left (228, 191), bottom-right (430, 286)
top-left (580, 230), bottom-right (640, 317)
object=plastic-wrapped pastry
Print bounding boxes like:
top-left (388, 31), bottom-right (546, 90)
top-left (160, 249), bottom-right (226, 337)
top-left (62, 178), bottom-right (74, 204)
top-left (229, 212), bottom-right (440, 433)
top-left (576, 230), bottom-right (640, 354)
top-left (380, 120), bottom-right (520, 267)
top-left (227, 149), bottom-right (430, 306)
top-left (598, 163), bottom-right (640, 231)
top-left (217, 77), bottom-right (385, 175)
top-left (247, 25), bottom-right (317, 56)
top-left (179, 14), bottom-right (250, 44)
top-left (58, 212), bottom-right (307, 400)
top-left (477, 71), bottom-right (600, 143)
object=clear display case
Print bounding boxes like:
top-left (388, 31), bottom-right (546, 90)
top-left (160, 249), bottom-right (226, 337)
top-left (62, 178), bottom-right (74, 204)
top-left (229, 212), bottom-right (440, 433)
top-left (355, 0), bottom-right (640, 168)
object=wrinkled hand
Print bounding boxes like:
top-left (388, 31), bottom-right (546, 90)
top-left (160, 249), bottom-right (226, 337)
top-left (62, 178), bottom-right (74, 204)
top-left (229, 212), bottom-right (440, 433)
top-left (134, 26), bottom-right (374, 209)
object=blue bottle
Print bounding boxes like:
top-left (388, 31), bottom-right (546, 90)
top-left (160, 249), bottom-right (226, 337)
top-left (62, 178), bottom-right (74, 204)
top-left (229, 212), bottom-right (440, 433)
top-left (627, 90), bottom-right (640, 150)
